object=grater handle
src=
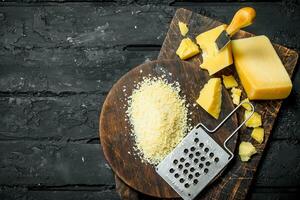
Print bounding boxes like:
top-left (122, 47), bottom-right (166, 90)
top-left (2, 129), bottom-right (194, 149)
top-left (197, 101), bottom-right (255, 159)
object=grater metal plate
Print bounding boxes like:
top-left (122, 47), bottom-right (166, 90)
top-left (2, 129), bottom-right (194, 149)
top-left (156, 126), bottom-right (230, 200)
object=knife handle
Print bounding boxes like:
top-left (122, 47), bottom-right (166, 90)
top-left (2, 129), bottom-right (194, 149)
top-left (226, 7), bottom-right (256, 37)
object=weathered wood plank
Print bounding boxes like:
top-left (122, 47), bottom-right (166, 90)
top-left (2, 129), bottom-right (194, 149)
top-left (0, 142), bottom-right (115, 186)
top-left (0, 140), bottom-right (297, 187)
top-left (0, 95), bottom-right (104, 141)
top-left (0, 187), bottom-right (121, 200)
top-left (0, 48), bottom-right (158, 93)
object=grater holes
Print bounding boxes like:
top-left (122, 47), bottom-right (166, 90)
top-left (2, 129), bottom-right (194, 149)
top-left (209, 152), bottom-right (214, 158)
top-left (173, 159), bottom-right (178, 165)
top-left (179, 178), bottom-right (185, 183)
top-left (204, 168), bottom-right (209, 173)
top-left (195, 151), bottom-right (201, 156)
top-left (169, 168), bottom-right (175, 173)
top-left (215, 157), bottom-right (219, 162)
top-left (190, 146), bottom-right (196, 151)
top-left (178, 164), bottom-right (183, 170)
top-left (194, 158), bottom-right (199, 163)
top-left (189, 153), bottom-right (193, 159)
top-left (193, 179), bottom-right (198, 184)
top-left (195, 172), bottom-right (200, 177)
top-left (204, 147), bottom-right (209, 153)
top-left (184, 183), bottom-right (190, 188)
top-left (194, 138), bottom-right (199, 143)
top-left (180, 157), bottom-right (185, 162)
top-left (185, 162), bottom-right (190, 167)
top-left (188, 174), bottom-right (193, 179)
top-left (183, 169), bottom-right (188, 174)
top-left (174, 173), bottom-right (180, 178)
top-left (190, 167), bottom-right (195, 172)
top-left (183, 149), bottom-right (188, 154)
top-left (205, 161), bottom-right (210, 166)
top-left (200, 156), bottom-right (206, 161)
top-left (199, 143), bottom-right (204, 148)
top-left (199, 163), bottom-right (204, 168)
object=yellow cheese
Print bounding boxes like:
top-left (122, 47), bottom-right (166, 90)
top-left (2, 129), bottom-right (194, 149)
top-left (196, 78), bottom-right (222, 119)
top-left (231, 87), bottom-right (242, 105)
top-left (239, 141), bottom-right (257, 162)
top-left (251, 127), bottom-right (264, 144)
top-left (241, 98), bottom-right (252, 111)
top-left (222, 75), bottom-right (238, 89)
top-left (232, 35), bottom-right (292, 100)
top-left (244, 110), bottom-right (262, 128)
top-left (176, 38), bottom-right (200, 60)
top-left (178, 21), bottom-right (189, 36)
top-left (196, 25), bottom-right (233, 75)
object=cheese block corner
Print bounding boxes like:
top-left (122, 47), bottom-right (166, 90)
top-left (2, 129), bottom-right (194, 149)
top-left (232, 35), bottom-right (292, 100)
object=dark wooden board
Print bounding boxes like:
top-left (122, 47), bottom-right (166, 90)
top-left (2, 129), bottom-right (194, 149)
top-left (115, 8), bottom-right (299, 200)
top-left (100, 59), bottom-right (238, 197)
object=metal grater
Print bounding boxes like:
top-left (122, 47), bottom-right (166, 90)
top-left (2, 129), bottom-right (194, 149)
top-left (156, 102), bottom-right (254, 200)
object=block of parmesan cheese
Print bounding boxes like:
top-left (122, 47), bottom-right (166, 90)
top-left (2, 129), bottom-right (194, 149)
top-left (232, 35), bottom-right (292, 100)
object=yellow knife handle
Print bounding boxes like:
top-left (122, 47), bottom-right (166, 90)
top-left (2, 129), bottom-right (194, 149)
top-left (226, 7), bottom-right (256, 37)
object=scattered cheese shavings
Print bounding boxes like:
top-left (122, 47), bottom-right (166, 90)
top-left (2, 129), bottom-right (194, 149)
top-left (241, 98), bottom-right (252, 111)
top-left (178, 21), bottom-right (189, 36)
top-left (244, 110), bottom-right (262, 128)
top-left (126, 77), bottom-right (189, 165)
top-left (239, 141), bottom-right (257, 162)
top-left (251, 127), bottom-right (264, 144)
top-left (231, 87), bottom-right (242, 105)
top-left (222, 75), bottom-right (238, 89)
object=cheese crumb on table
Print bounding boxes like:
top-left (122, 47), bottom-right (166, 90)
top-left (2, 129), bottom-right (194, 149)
top-left (251, 127), bottom-right (264, 144)
top-left (178, 21), bottom-right (189, 36)
top-left (244, 110), bottom-right (262, 128)
top-left (196, 78), bottom-right (222, 119)
top-left (126, 77), bottom-right (189, 165)
top-left (241, 98), bottom-right (252, 111)
top-left (239, 141), bottom-right (257, 162)
top-left (231, 87), bottom-right (242, 105)
top-left (222, 75), bottom-right (238, 89)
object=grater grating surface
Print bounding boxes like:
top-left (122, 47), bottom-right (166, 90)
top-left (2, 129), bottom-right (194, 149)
top-left (156, 102), bottom-right (254, 200)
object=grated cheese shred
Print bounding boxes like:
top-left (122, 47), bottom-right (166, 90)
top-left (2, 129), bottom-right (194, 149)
top-left (126, 77), bottom-right (189, 165)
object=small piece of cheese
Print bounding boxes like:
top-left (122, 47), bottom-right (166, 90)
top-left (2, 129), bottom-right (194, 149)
top-left (196, 78), bottom-right (222, 119)
top-left (178, 21), bottom-right (189, 36)
top-left (245, 110), bottom-right (262, 128)
top-left (196, 25), bottom-right (233, 75)
top-left (176, 38), bottom-right (200, 60)
top-left (231, 87), bottom-right (242, 105)
top-left (222, 75), bottom-right (238, 89)
top-left (251, 127), bottom-right (264, 144)
top-left (239, 141), bottom-right (257, 162)
top-left (232, 35), bottom-right (292, 100)
top-left (241, 98), bottom-right (252, 111)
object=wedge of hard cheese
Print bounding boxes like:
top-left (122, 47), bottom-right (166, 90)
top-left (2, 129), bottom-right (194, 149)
top-left (232, 35), bottom-right (292, 100)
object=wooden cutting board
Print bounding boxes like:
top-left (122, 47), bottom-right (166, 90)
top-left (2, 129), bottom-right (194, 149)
top-left (114, 8), bottom-right (299, 200)
top-left (100, 59), bottom-right (238, 198)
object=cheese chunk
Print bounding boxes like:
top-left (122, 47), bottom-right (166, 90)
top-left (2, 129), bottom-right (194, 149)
top-left (232, 35), bottom-right (292, 100)
top-left (178, 21), bottom-right (189, 36)
top-left (222, 75), bottom-right (238, 89)
top-left (196, 78), bottom-right (222, 119)
top-left (239, 141), bottom-right (257, 162)
top-left (251, 127), bottom-right (264, 144)
top-left (231, 87), bottom-right (242, 105)
top-left (176, 38), bottom-right (200, 60)
top-left (244, 110), bottom-right (262, 128)
top-left (196, 25), bottom-right (233, 75)
top-left (241, 98), bottom-right (252, 111)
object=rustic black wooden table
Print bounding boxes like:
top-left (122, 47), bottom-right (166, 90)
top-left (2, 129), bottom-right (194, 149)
top-left (0, 1), bottom-right (299, 199)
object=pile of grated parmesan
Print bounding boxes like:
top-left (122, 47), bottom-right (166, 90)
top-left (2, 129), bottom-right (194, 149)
top-left (126, 77), bottom-right (189, 165)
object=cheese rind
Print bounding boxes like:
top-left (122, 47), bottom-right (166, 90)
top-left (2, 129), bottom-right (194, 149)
top-left (196, 25), bottom-right (233, 75)
top-left (196, 78), bottom-right (222, 119)
top-left (232, 35), bottom-right (292, 100)
top-left (176, 38), bottom-right (200, 60)
top-left (178, 21), bottom-right (189, 36)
